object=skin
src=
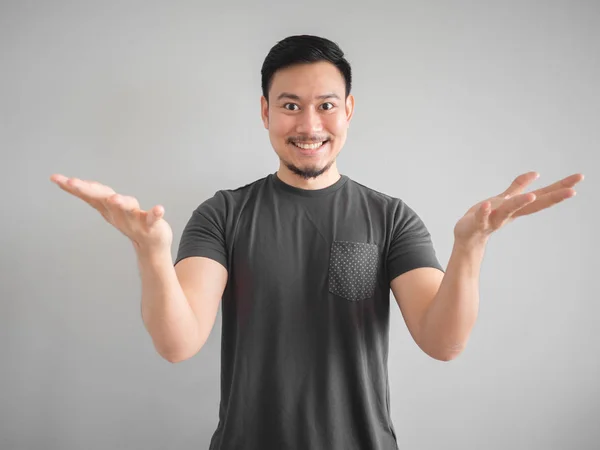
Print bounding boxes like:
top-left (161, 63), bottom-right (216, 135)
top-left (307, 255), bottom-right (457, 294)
top-left (260, 61), bottom-right (355, 190)
top-left (49, 174), bottom-right (171, 254)
top-left (256, 61), bottom-right (586, 361)
top-left (454, 171), bottom-right (584, 247)
top-left (392, 171), bottom-right (585, 361)
top-left (49, 59), bottom-right (586, 363)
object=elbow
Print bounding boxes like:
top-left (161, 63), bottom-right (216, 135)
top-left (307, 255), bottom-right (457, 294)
top-left (421, 341), bottom-right (464, 362)
top-left (434, 345), bottom-right (465, 362)
top-left (417, 327), bottom-right (466, 362)
top-left (425, 350), bottom-right (461, 362)
top-left (431, 352), bottom-right (459, 362)
top-left (161, 347), bottom-right (199, 364)
top-left (164, 353), bottom-right (191, 364)
top-left (157, 340), bottom-right (205, 364)
top-left (146, 324), bottom-right (209, 364)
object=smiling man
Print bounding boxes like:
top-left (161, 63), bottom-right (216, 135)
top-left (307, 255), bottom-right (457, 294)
top-left (175, 35), bottom-right (446, 449)
top-left (174, 37), bottom-right (442, 450)
top-left (51, 35), bottom-right (583, 450)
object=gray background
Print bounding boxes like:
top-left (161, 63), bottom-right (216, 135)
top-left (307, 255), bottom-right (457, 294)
top-left (1, 1), bottom-right (598, 449)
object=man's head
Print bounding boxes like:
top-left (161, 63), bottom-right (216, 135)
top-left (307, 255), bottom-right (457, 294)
top-left (260, 35), bottom-right (355, 181)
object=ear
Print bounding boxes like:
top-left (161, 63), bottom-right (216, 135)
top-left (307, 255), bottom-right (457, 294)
top-left (260, 96), bottom-right (269, 129)
top-left (345, 94), bottom-right (355, 126)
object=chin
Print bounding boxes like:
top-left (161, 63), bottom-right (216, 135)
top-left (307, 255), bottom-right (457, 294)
top-left (283, 158), bottom-right (336, 180)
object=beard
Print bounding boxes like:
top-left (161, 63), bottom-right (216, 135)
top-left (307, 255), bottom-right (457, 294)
top-left (281, 156), bottom-right (336, 180)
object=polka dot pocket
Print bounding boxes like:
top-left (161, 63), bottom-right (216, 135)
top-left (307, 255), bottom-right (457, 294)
top-left (328, 240), bottom-right (380, 302)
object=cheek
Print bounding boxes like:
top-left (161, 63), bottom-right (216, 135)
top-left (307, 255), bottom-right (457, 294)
top-left (328, 113), bottom-right (348, 132)
top-left (269, 114), bottom-right (294, 136)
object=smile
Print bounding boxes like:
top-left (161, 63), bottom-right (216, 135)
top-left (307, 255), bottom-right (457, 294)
top-left (291, 140), bottom-right (328, 150)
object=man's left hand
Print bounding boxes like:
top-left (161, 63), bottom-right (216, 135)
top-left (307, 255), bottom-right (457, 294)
top-left (453, 171), bottom-right (585, 249)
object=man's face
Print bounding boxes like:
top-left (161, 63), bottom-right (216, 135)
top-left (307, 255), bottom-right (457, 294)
top-left (261, 61), bottom-right (354, 180)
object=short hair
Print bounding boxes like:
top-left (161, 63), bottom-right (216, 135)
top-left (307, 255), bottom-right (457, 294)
top-left (261, 35), bottom-right (352, 102)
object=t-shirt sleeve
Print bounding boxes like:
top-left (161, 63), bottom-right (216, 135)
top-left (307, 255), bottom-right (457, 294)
top-left (387, 200), bottom-right (445, 282)
top-left (174, 191), bottom-right (229, 270)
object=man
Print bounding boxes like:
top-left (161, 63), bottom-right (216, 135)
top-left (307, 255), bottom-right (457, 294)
top-left (51, 35), bottom-right (583, 450)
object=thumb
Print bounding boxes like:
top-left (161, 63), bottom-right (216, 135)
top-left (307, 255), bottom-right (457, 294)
top-left (146, 205), bottom-right (165, 227)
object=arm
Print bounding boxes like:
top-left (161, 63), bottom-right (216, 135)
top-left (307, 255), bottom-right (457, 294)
top-left (49, 174), bottom-right (229, 364)
top-left (392, 171), bottom-right (582, 361)
top-left (420, 241), bottom-right (484, 360)
top-left (139, 247), bottom-right (227, 363)
top-left (147, 190), bottom-right (229, 363)
top-left (387, 199), bottom-right (449, 360)
top-left (391, 241), bottom-right (483, 362)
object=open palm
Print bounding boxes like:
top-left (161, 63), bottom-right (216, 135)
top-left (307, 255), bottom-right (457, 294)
top-left (454, 171), bottom-right (584, 247)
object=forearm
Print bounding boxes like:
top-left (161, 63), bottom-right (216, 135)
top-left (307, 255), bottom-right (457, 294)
top-left (137, 247), bottom-right (201, 362)
top-left (420, 240), bottom-right (487, 360)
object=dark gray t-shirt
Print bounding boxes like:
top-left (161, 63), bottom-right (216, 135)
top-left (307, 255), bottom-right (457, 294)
top-left (175, 172), bottom-right (444, 450)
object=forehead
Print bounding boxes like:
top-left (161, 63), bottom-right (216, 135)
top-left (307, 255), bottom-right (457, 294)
top-left (269, 61), bottom-right (345, 98)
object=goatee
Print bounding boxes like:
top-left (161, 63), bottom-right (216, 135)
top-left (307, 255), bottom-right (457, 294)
top-left (283, 158), bottom-right (336, 180)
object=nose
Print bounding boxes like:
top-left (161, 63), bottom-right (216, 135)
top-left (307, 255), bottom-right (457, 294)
top-left (296, 107), bottom-right (323, 134)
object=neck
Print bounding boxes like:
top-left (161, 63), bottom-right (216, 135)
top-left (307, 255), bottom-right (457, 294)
top-left (276, 163), bottom-right (341, 190)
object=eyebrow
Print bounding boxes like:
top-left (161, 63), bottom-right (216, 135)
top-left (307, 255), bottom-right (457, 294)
top-left (275, 92), bottom-right (341, 101)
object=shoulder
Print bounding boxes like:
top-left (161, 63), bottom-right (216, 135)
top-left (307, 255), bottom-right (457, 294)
top-left (345, 177), bottom-right (406, 211)
top-left (196, 174), bottom-right (270, 212)
top-left (223, 174), bottom-right (269, 195)
top-left (345, 177), bottom-right (430, 232)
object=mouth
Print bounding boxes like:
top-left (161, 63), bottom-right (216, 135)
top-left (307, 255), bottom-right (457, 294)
top-left (289, 140), bottom-right (330, 155)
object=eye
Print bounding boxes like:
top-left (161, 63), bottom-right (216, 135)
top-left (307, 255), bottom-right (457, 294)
top-left (320, 102), bottom-right (335, 111)
top-left (284, 103), bottom-right (299, 111)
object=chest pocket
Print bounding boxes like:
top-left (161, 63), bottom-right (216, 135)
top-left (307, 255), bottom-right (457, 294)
top-left (328, 240), bottom-right (379, 302)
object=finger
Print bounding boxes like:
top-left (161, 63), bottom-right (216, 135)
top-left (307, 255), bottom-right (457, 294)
top-left (500, 171), bottom-right (539, 198)
top-left (72, 178), bottom-right (117, 216)
top-left (512, 188), bottom-right (576, 218)
top-left (52, 175), bottom-right (115, 202)
top-left (50, 174), bottom-right (68, 184)
top-left (529, 173), bottom-right (584, 198)
top-left (107, 195), bottom-right (162, 228)
top-left (475, 201), bottom-right (492, 224)
top-left (51, 174), bottom-right (81, 196)
top-left (145, 205), bottom-right (165, 227)
top-left (72, 178), bottom-right (116, 199)
top-left (54, 177), bottom-right (93, 202)
top-left (490, 193), bottom-right (537, 226)
top-left (104, 194), bottom-right (141, 225)
top-left (503, 192), bottom-right (537, 215)
top-left (106, 194), bottom-right (140, 212)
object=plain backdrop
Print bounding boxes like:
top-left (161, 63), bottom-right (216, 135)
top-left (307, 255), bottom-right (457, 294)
top-left (1, 1), bottom-right (598, 449)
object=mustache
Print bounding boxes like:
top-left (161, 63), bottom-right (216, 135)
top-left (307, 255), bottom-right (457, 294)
top-left (288, 136), bottom-right (330, 143)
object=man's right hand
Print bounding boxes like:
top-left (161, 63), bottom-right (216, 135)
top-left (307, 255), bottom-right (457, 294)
top-left (50, 174), bottom-right (173, 254)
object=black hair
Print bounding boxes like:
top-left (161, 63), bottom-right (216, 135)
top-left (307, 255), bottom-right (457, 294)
top-left (261, 35), bottom-right (352, 102)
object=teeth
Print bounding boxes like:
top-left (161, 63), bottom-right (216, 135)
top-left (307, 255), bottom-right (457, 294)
top-left (293, 141), bottom-right (325, 150)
